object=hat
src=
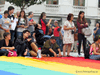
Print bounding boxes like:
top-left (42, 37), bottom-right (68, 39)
top-left (3, 32), bottom-right (10, 38)
top-left (54, 20), bottom-right (58, 23)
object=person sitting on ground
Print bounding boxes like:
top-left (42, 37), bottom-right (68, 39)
top-left (42, 36), bottom-right (62, 57)
top-left (14, 30), bottom-right (38, 57)
top-left (0, 32), bottom-right (17, 56)
top-left (89, 35), bottom-right (100, 60)
top-left (33, 24), bottom-right (51, 47)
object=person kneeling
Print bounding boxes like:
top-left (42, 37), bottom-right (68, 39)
top-left (14, 30), bottom-right (38, 57)
top-left (42, 36), bottom-right (62, 57)
top-left (0, 32), bottom-right (17, 56)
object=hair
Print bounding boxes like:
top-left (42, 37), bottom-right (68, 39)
top-left (67, 13), bottom-right (74, 21)
top-left (8, 6), bottom-right (14, 12)
top-left (18, 10), bottom-right (27, 25)
top-left (51, 36), bottom-right (56, 40)
top-left (28, 12), bottom-right (33, 16)
top-left (23, 30), bottom-right (30, 34)
top-left (93, 35), bottom-right (100, 42)
top-left (39, 12), bottom-right (46, 23)
top-left (3, 32), bottom-right (10, 38)
top-left (35, 24), bottom-right (39, 30)
top-left (77, 11), bottom-right (86, 23)
top-left (4, 10), bottom-right (8, 14)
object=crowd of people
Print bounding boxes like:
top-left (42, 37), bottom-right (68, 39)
top-left (0, 6), bottom-right (100, 60)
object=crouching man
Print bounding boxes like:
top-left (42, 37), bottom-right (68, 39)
top-left (42, 36), bottom-right (62, 57)
top-left (14, 30), bottom-right (38, 57)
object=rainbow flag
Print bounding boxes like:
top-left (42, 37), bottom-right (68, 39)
top-left (0, 56), bottom-right (100, 75)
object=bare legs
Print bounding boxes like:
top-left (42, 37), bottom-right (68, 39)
top-left (63, 44), bottom-right (72, 56)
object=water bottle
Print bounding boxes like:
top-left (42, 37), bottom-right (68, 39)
top-left (37, 48), bottom-right (42, 58)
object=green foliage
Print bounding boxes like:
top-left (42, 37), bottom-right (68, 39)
top-left (6, 0), bottom-right (45, 10)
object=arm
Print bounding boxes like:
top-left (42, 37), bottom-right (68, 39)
top-left (77, 21), bottom-right (88, 29)
top-left (46, 19), bottom-right (52, 26)
top-left (1, 46), bottom-right (15, 50)
top-left (33, 33), bottom-right (36, 41)
top-left (0, 24), bottom-right (6, 31)
top-left (63, 25), bottom-right (73, 30)
top-left (94, 28), bottom-right (98, 34)
top-left (93, 44), bottom-right (100, 55)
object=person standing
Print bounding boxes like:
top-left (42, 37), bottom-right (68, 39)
top-left (94, 23), bottom-right (100, 38)
top-left (17, 10), bottom-right (29, 38)
top-left (0, 10), bottom-right (11, 40)
top-left (27, 12), bottom-right (36, 41)
top-left (77, 11), bottom-right (88, 57)
top-left (8, 6), bottom-right (15, 42)
top-left (39, 12), bottom-right (52, 35)
top-left (63, 13), bottom-right (76, 57)
top-left (53, 20), bottom-right (63, 50)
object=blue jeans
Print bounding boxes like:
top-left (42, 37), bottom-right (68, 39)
top-left (10, 30), bottom-right (15, 42)
top-left (89, 55), bottom-right (100, 60)
top-left (17, 32), bottom-right (22, 38)
top-left (0, 49), bottom-right (8, 56)
top-left (43, 35), bottom-right (51, 39)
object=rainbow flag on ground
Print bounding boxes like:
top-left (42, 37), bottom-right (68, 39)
top-left (0, 56), bottom-right (100, 75)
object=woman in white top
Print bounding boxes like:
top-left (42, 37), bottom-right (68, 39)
top-left (17, 10), bottom-right (29, 38)
top-left (63, 13), bottom-right (76, 57)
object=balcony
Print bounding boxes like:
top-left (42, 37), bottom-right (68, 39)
top-left (45, 4), bottom-right (59, 14)
top-left (73, 6), bottom-right (86, 15)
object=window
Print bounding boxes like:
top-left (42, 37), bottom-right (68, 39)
top-left (0, 0), bottom-right (5, 5)
top-left (73, 0), bottom-right (85, 6)
top-left (46, 0), bottom-right (58, 5)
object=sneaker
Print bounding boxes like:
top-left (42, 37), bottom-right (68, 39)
top-left (77, 54), bottom-right (82, 57)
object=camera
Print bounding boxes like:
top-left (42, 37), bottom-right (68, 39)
top-left (71, 30), bottom-right (74, 34)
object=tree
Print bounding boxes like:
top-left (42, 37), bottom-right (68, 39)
top-left (6, 0), bottom-right (46, 10)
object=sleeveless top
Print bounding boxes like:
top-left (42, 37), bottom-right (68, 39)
top-left (89, 43), bottom-right (99, 55)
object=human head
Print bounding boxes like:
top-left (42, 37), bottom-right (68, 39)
top-left (50, 36), bottom-right (56, 44)
top-left (23, 30), bottom-right (30, 39)
top-left (96, 23), bottom-right (99, 28)
top-left (39, 12), bottom-right (46, 21)
top-left (3, 32), bottom-right (11, 40)
top-left (4, 10), bottom-right (8, 18)
top-left (54, 20), bottom-right (58, 27)
top-left (94, 35), bottom-right (100, 43)
top-left (28, 12), bottom-right (34, 18)
top-left (8, 6), bottom-right (14, 14)
top-left (67, 13), bottom-right (74, 21)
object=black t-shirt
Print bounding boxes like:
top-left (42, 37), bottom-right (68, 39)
top-left (8, 14), bottom-right (15, 20)
top-left (0, 39), bottom-right (13, 48)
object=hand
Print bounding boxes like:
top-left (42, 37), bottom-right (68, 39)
top-left (49, 19), bottom-right (52, 22)
top-left (80, 24), bottom-right (84, 26)
top-left (24, 26), bottom-right (28, 28)
top-left (11, 20), bottom-right (14, 23)
top-left (86, 23), bottom-right (88, 26)
top-left (21, 25), bottom-right (24, 28)
top-left (58, 52), bottom-right (62, 57)
top-left (97, 27), bottom-right (99, 30)
top-left (52, 26), bottom-right (55, 29)
top-left (54, 53), bottom-right (57, 57)
top-left (27, 38), bottom-right (32, 42)
top-left (11, 47), bottom-right (15, 50)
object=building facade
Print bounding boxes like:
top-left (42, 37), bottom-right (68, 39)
top-left (0, 0), bottom-right (100, 42)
